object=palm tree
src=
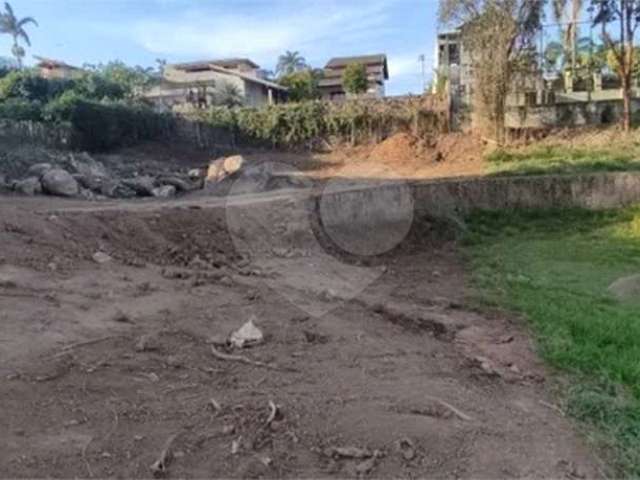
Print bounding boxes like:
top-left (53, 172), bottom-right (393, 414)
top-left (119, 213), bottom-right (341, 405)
top-left (276, 50), bottom-right (307, 77)
top-left (0, 2), bottom-right (37, 68)
top-left (215, 81), bottom-right (243, 108)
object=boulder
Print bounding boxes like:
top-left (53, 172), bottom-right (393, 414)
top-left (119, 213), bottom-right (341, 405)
top-left (68, 153), bottom-right (108, 179)
top-left (74, 173), bottom-right (107, 192)
top-left (206, 155), bottom-right (245, 183)
top-left (27, 163), bottom-right (53, 179)
top-left (152, 185), bottom-right (176, 198)
top-left (14, 177), bottom-right (42, 196)
top-left (158, 175), bottom-right (196, 192)
top-left (100, 180), bottom-right (137, 199)
top-left (41, 169), bottom-right (79, 197)
top-left (122, 176), bottom-right (156, 196)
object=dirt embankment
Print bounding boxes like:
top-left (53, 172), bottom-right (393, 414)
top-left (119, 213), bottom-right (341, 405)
top-left (0, 192), bottom-right (602, 479)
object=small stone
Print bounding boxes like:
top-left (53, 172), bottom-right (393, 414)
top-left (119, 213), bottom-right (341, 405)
top-left (355, 457), bottom-right (376, 475)
top-left (93, 251), bottom-right (112, 264)
top-left (152, 185), bottom-right (176, 198)
top-left (231, 438), bottom-right (241, 455)
top-left (135, 334), bottom-right (159, 352)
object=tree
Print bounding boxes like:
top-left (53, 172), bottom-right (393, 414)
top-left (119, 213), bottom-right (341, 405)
top-left (276, 50), bottom-right (307, 77)
top-left (342, 63), bottom-right (368, 95)
top-left (215, 81), bottom-right (243, 107)
top-left (591, 0), bottom-right (640, 131)
top-left (552, 0), bottom-right (583, 70)
top-left (0, 2), bottom-right (37, 68)
top-left (439, 0), bottom-right (544, 143)
top-left (278, 69), bottom-right (322, 101)
top-left (81, 61), bottom-right (154, 98)
top-left (544, 40), bottom-right (565, 72)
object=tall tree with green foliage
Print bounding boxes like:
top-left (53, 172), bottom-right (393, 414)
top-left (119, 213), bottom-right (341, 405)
top-left (591, 0), bottom-right (640, 131)
top-left (0, 2), bottom-right (37, 68)
top-left (439, 0), bottom-right (544, 143)
top-left (342, 63), bottom-right (368, 95)
top-left (276, 50), bottom-right (307, 77)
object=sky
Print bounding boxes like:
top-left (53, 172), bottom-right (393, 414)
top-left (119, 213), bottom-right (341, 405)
top-left (0, 0), bottom-right (438, 95)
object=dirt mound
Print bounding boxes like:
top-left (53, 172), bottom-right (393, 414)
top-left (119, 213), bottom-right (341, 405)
top-left (368, 133), bottom-right (423, 164)
top-left (434, 133), bottom-right (484, 164)
top-left (366, 132), bottom-right (484, 170)
top-left (608, 274), bottom-right (640, 302)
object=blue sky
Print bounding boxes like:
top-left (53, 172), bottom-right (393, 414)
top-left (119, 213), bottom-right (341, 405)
top-left (0, 0), bottom-right (437, 95)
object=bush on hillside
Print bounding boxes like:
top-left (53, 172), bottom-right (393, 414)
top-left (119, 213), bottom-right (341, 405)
top-left (189, 98), bottom-right (447, 148)
top-left (0, 70), bottom-right (74, 102)
top-left (44, 92), bottom-right (172, 151)
top-left (0, 97), bottom-right (43, 121)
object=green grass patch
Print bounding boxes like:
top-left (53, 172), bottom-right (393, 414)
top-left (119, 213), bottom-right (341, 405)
top-left (486, 146), bottom-right (640, 176)
top-left (464, 206), bottom-right (640, 475)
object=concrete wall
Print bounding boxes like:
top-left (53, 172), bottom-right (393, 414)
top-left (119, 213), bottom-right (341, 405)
top-left (409, 172), bottom-right (640, 215)
top-left (314, 173), bottom-right (640, 235)
top-left (506, 97), bottom-right (640, 129)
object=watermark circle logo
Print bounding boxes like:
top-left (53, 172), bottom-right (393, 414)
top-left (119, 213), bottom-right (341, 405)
top-left (318, 176), bottom-right (414, 257)
top-left (223, 160), bottom-right (414, 317)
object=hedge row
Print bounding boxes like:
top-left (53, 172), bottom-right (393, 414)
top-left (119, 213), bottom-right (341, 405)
top-left (0, 93), bottom-right (172, 151)
top-left (188, 98), bottom-right (448, 148)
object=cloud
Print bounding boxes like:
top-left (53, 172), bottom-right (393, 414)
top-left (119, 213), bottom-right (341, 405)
top-left (132, 0), bottom-right (395, 68)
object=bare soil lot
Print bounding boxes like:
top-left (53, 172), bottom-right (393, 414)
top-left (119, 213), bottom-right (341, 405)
top-left (0, 189), bottom-right (602, 478)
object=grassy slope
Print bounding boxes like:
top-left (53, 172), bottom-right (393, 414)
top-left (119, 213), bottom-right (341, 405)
top-left (464, 207), bottom-right (640, 476)
top-left (486, 146), bottom-right (640, 176)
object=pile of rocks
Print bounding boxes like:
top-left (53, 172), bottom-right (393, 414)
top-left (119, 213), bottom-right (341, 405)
top-left (0, 151), bottom-right (310, 200)
top-left (2, 154), bottom-right (201, 200)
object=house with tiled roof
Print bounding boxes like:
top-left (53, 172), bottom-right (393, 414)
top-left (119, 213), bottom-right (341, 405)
top-left (318, 54), bottom-right (389, 101)
top-left (144, 58), bottom-right (287, 110)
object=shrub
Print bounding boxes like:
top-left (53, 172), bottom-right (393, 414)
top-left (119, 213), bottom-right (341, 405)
top-left (0, 69), bottom-right (74, 102)
top-left (0, 98), bottom-right (43, 121)
top-left (188, 97), bottom-right (447, 148)
top-left (342, 63), bottom-right (368, 95)
top-left (44, 92), bottom-right (172, 151)
top-left (278, 70), bottom-right (321, 102)
top-left (72, 72), bottom-right (128, 101)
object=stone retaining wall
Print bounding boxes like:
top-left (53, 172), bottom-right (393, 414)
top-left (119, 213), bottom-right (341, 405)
top-left (317, 172), bottom-right (640, 232)
top-left (410, 172), bottom-right (640, 214)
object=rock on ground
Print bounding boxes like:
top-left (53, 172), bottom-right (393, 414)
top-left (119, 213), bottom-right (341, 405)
top-left (26, 163), bottom-right (53, 179)
top-left (152, 185), bottom-right (176, 198)
top-left (206, 155), bottom-right (245, 183)
top-left (122, 176), bottom-right (156, 197)
top-left (41, 169), bottom-right (79, 197)
top-left (13, 177), bottom-right (42, 196)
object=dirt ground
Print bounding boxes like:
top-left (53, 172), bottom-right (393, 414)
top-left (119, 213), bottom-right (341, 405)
top-left (248, 132), bottom-right (488, 181)
top-left (0, 183), bottom-right (606, 479)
